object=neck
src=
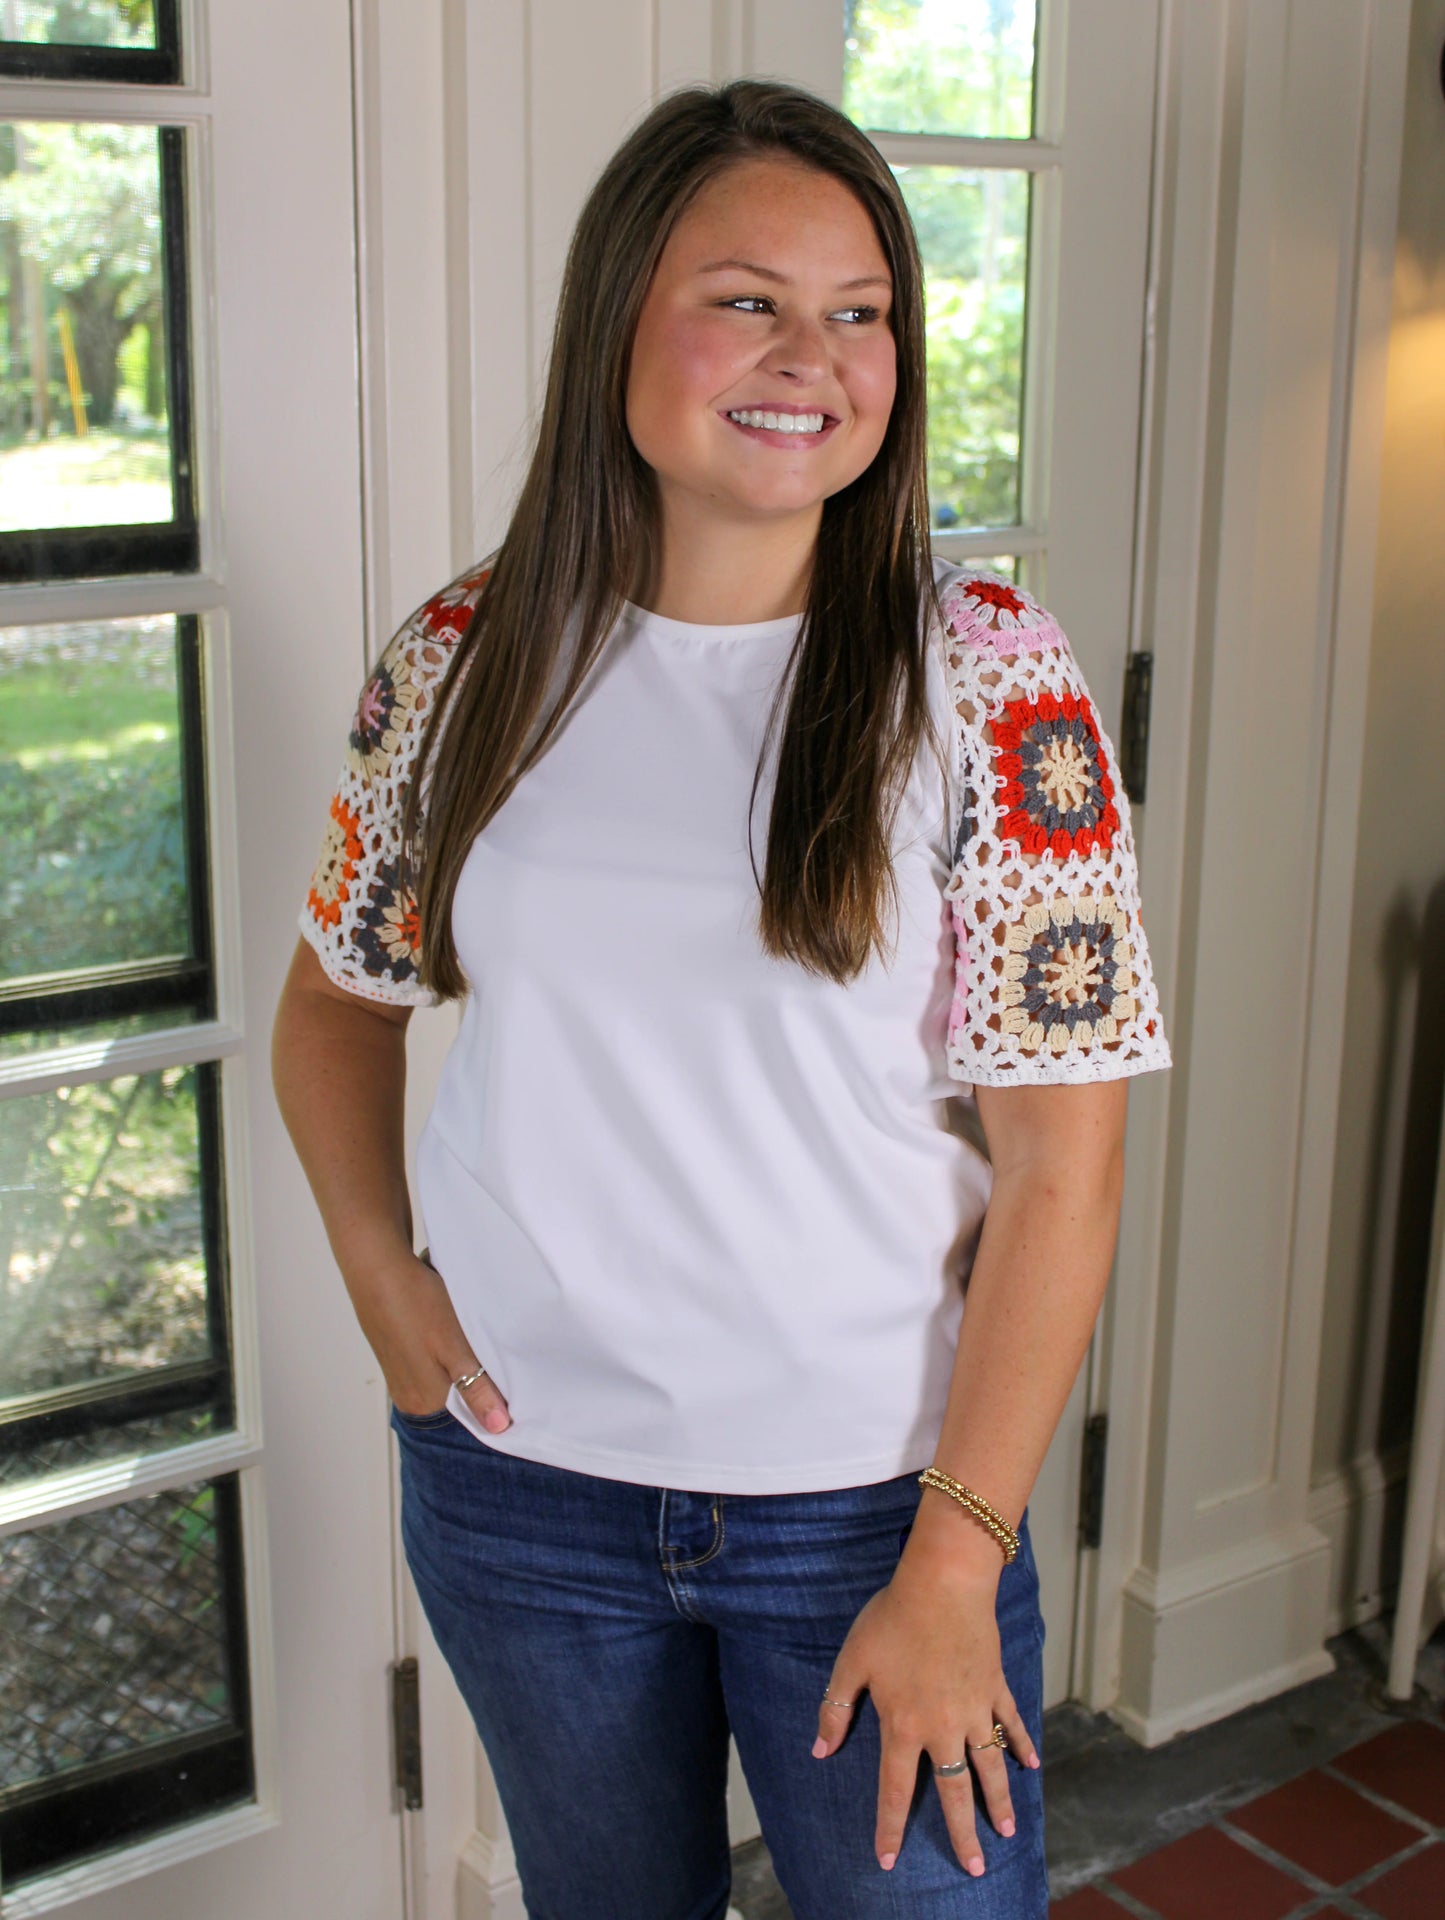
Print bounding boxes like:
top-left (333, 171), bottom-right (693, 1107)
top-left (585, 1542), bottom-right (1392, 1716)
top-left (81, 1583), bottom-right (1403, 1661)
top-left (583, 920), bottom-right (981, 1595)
top-left (638, 491), bottom-right (821, 625)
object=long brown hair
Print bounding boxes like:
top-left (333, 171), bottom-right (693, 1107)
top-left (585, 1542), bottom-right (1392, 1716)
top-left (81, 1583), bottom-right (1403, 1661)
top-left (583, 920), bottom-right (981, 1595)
top-left (406, 78), bottom-right (943, 996)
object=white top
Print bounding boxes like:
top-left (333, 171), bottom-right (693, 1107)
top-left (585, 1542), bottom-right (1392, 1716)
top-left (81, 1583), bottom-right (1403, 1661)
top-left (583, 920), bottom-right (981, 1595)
top-left (300, 555), bottom-right (1170, 1492)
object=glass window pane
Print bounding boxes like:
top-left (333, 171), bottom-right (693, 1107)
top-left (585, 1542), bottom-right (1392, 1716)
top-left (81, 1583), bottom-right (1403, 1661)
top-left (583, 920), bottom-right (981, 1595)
top-left (1, 616), bottom-right (192, 987)
top-left (0, 122), bottom-right (174, 533)
top-left (0, 1065), bottom-right (216, 1404)
top-left (0, 1475), bottom-right (252, 1886)
top-left (0, 1), bottom-right (156, 48)
top-left (0, 1481), bottom-right (233, 1795)
top-left (898, 165), bottom-right (1028, 529)
top-left (844, 0), bottom-right (1037, 139)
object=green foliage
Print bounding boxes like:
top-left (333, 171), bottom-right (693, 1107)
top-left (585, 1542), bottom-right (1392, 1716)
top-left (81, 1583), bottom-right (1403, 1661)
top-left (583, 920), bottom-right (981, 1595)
top-left (0, 744), bottom-right (188, 978)
top-left (925, 298), bottom-right (1023, 526)
top-left (0, 122), bottom-right (161, 303)
top-left (4, 1), bottom-right (155, 51)
top-left (843, 0), bottom-right (1036, 140)
top-left (0, 1066), bottom-right (208, 1401)
top-left (896, 166), bottom-right (1027, 527)
top-left (844, 2), bottom-right (1035, 530)
top-left (0, 119), bottom-right (164, 431)
top-left (0, 624), bottom-right (188, 981)
top-left (170, 1484), bottom-right (217, 1571)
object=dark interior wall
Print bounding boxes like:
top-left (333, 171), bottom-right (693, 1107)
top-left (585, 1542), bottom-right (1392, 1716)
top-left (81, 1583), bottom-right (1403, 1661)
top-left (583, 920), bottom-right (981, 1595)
top-left (1314, 0), bottom-right (1445, 1504)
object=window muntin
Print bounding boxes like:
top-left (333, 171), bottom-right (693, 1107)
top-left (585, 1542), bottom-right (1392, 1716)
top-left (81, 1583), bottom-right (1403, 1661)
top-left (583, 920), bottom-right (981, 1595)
top-left (0, 121), bottom-right (197, 580)
top-left (0, 1403), bottom-right (219, 1486)
top-left (0, 1), bottom-right (179, 85)
top-left (843, 0), bottom-right (1038, 140)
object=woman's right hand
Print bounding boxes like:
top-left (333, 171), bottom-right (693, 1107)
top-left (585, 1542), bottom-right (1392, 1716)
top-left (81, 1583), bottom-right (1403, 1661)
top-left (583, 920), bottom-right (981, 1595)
top-left (357, 1249), bottom-right (512, 1432)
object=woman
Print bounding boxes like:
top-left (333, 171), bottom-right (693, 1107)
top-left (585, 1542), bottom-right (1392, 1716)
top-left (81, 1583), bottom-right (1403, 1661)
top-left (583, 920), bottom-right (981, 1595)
top-left (274, 78), bottom-right (1169, 1920)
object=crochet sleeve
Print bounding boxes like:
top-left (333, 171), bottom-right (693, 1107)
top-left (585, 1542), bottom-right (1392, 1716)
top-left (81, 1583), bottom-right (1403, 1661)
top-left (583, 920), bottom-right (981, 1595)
top-left (296, 564), bottom-right (490, 1006)
top-left (938, 571), bottom-right (1172, 1088)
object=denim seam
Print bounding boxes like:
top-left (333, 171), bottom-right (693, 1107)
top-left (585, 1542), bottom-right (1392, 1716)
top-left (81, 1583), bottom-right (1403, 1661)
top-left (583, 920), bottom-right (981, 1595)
top-left (668, 1496), bottom-right (726, 1571)
top-left (656, 1493), bottom-right (722, 1619)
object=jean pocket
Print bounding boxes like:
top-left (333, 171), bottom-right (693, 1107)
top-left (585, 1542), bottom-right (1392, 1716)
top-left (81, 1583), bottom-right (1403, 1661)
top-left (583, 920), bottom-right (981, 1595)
top-left (390, 1403), bottom-right (455, 1432)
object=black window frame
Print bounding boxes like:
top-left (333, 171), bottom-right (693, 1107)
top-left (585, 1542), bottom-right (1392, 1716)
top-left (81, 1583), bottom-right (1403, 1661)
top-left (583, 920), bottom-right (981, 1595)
top-left (0, 609), bottom-right (213, 1034)
top-left (0, 1057), bottom-right (235, 1469)
top-left (0, 1473), bottom-right (254, 1886)
top-left (0, 121), bottom-right (198, 582)
top-left (0, 1), bottom-right (180, 85)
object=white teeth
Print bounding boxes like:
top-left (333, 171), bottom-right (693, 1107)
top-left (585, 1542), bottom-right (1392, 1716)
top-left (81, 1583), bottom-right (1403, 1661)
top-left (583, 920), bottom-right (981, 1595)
top-left (726, 409), bottom-right (827, 434)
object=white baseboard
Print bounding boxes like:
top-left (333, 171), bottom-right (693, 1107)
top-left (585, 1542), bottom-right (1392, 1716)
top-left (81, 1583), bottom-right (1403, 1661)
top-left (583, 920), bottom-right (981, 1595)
top-left (1114, 1522), bottom-right (1335, 1745)
top-left (456, 1832), bottom-right (749, 1920)
top-left (727, 1734), bottom-right (761, 1846)
top-left (1307, 1445), bottom-right (1409, 1636)
top-left (452, 1740), bottom-right (758, 1917)
top-left (457, 1829), bottom-right (526, 1920)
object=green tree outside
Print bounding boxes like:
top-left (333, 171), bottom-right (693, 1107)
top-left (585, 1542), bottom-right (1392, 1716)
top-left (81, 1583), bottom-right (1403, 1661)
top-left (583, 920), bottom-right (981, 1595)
top-left (844, 0), bottom-right (1035, 529)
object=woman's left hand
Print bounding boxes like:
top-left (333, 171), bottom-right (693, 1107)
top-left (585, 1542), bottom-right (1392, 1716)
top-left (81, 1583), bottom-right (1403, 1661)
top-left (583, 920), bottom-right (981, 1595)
top-left (811, 1545), bottom-right (1039, 1877)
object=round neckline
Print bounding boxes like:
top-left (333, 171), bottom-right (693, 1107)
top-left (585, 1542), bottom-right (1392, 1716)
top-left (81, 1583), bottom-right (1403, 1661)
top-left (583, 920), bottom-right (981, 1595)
top-left (620, 598), bottom-right (803, 644)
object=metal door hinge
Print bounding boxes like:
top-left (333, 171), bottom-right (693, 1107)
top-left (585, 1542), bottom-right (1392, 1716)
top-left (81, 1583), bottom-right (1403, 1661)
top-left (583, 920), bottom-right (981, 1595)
top-left (390, 1656), bottom-right (423, 1810)
top-left (1078, 1412), bottom-right (1108, 1550)
top-left (1119, 651), bottom-right (1153, 805)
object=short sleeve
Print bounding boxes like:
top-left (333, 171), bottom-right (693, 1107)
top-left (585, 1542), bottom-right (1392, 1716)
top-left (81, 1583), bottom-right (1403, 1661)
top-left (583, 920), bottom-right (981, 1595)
top-left (297, 564), bottom-right (490, 1006)
top-left (936, 568), bottom-right (1172, 1088)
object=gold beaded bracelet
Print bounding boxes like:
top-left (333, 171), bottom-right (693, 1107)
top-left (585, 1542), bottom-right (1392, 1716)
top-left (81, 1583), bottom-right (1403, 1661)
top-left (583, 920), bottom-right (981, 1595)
top-left (917, 1466), bottom-right (1020, 1564)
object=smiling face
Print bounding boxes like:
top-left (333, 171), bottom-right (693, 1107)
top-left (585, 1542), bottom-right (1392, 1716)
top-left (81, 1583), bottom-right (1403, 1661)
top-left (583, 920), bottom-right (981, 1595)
top-left (624, 156), bottom-right (898, 537)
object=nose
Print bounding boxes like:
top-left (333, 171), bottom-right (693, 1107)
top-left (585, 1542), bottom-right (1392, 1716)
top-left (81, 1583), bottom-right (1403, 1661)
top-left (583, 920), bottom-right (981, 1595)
top-left (759, 309), bottom-right (830, 385)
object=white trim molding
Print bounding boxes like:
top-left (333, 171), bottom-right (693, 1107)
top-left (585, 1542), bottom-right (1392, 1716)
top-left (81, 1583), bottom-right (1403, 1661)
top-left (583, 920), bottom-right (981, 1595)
top-left (456, 1830), bottom-right (527, 1920)
top-left (1094, 0), bottom-right (1414, 1741)
top-left (1308, 1445), bottom-right (1411, 1637)
top-left (1115, 1528), bottom-right (1336, 1746)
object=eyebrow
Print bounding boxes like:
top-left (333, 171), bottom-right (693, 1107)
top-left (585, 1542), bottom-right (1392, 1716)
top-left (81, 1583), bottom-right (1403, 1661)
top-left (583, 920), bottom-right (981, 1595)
top-left (694, 256), bottom-right (892, 292)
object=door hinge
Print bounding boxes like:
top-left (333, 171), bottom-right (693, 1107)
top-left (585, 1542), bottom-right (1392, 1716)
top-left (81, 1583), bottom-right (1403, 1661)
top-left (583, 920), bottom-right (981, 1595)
top-left (390, 1656), bottom-right (423, 1811)
top-left (1078, 1412), bottom-right (1108, 1550)
top-left (1119, 651), bottom-right (1153, 805)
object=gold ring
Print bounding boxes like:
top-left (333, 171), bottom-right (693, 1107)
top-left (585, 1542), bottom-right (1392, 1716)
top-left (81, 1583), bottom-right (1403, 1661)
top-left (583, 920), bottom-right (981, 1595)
top-left (966, 1722), bottom-right (1008, 1752)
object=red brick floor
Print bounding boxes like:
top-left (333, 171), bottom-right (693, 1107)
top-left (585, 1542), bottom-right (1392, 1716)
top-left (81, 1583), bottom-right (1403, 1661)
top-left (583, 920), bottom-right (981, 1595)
top-left (1051, 1715), bottom-right (1445, 1919)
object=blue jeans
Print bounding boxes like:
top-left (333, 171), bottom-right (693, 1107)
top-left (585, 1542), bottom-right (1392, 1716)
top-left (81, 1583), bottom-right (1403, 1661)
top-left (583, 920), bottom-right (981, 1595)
top-left (392, 1407), bottom-right (1048, 1919)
